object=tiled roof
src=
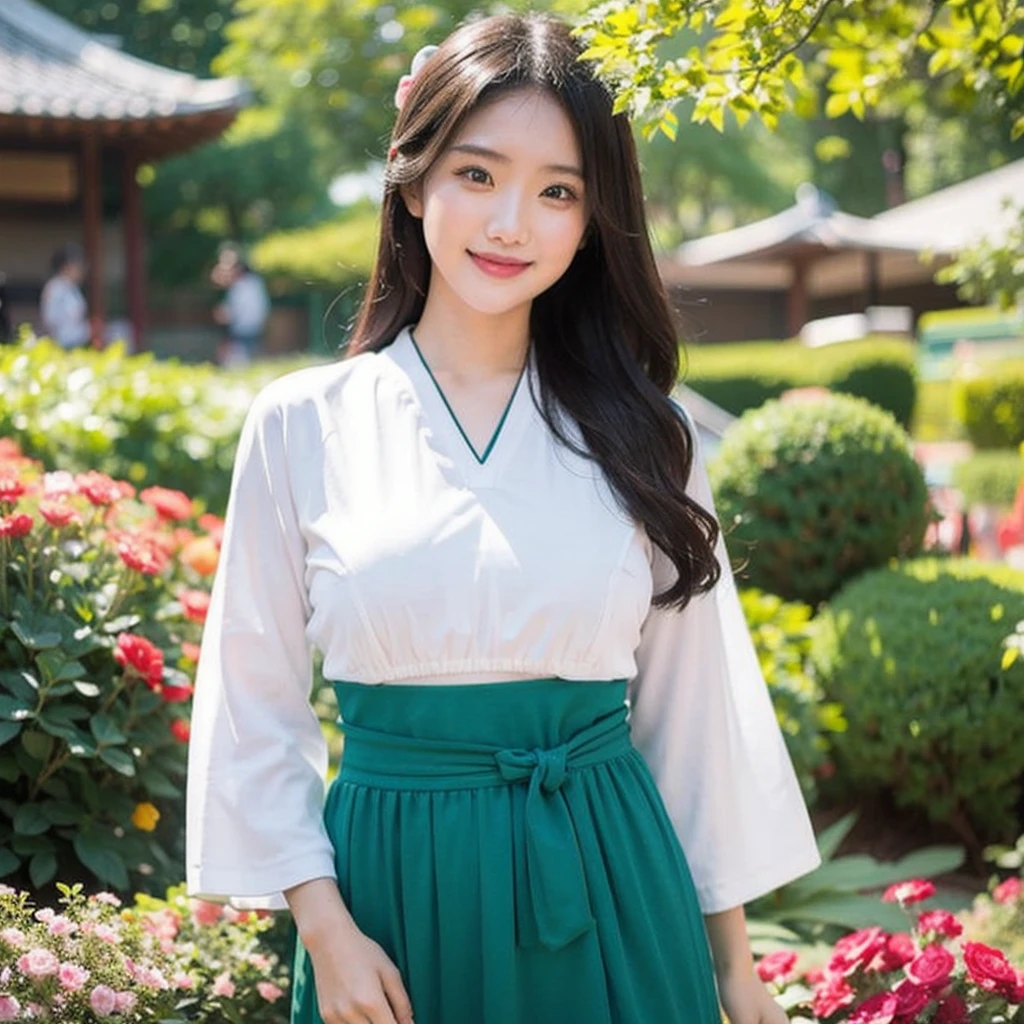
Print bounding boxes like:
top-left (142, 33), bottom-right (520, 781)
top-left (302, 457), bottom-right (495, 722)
top-left (0, 0), bottom-right (246, 121)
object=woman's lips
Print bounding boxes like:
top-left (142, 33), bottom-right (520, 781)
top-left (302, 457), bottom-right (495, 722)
top-left (469, 251), bottom-right (532, 279)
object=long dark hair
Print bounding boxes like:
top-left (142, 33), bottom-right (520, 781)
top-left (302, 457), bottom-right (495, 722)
top-left (348, 12), bottom-right (719, 608)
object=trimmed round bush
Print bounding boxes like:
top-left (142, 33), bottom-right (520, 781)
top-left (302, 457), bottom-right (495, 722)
top-left (953, 360), bottom-right (1024, 449)
top-left (812, 558), bottom-right (1024, 841)
top-left (709, 394), bottom-right (929, 605)
top-left (953, 450), bottom-right (1023, 508)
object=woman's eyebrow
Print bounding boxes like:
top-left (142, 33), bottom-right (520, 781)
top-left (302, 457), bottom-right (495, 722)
top-left (449, 143), bottom-right (584, 180)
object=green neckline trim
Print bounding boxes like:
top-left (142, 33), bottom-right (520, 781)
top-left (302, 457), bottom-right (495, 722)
top-left (409, 329), bottom-right (527, 466)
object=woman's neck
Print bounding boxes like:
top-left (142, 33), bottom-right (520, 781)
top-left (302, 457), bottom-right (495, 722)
top-left (412, 294), bottom-right (530, 382)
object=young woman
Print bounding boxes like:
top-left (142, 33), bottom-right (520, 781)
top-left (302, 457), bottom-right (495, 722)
top-left (186, 13), bottom-right (821, 1024)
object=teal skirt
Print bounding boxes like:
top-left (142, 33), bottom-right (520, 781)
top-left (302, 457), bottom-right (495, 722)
top-left (291, 678), bottom-right (720, 1024)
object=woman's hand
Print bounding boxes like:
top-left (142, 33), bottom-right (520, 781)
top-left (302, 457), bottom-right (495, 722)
top-left (286, 878), bottom-right (414, 1024)
top-left (718, 966), bottom-right (788, 1024)
top-left (305, 921), bottom-right (414, 1024)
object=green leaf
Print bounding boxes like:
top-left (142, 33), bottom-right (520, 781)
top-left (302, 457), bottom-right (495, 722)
top-left (0, 755), bottom-right (18, 781)
top-left (0, 721), bottom-right (22, 748)
top-left (29, 849), bottom-right (58, 888)
top-left (90, 713), bottom-right (127, 746)
top-left (73, 681), bottom-right (101, 698)
top-left (815, 810), bottom-right (858, 862)
top-left (0, 696), bottom-right (35, 721)
top-left (42, 800), bottom-right (83, 827)
top-left (99, 747), bottom-right (136, 776)
top-left (13, 803), bottom-right (51, 836)
top-left (20, 730), bottom-right (53, 763)
top-left (0, 848), bottom-right (20, 877)
top-left (11, 621), bottom-right (62, 651)
top-left (73, 832), bottom-right (130, 889)
top-left (139, 766), bottom-right (182, 799)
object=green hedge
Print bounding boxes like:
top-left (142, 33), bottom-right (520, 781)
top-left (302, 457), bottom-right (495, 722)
top-left (710, 393), bottom-right (929, 606)
top-left (683, 336), bottom-right (918, 428)
top-left (812, 558), bottom-right (1024, 840)
top-left (0, 337), bottom-right (323, 514)
top-left (952, 450), bottom-right (1023, 508)
top-left (953, 360), bottom-right (1024, 449)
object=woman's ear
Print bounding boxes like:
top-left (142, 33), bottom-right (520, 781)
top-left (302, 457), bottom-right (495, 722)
top-left (400, 183), bottom-right (424, 219)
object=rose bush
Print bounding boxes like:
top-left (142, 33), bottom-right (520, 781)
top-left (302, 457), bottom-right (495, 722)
top-left (0, 881), bottom-right (289, 1022)
top-left (757, 878), bottom-right (1024, 1023)
top-left (0, 439), bottom-right (218, 894)
top-left (960, 834), bottom-right (1024, 966)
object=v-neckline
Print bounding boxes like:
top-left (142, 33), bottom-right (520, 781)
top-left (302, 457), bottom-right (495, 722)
top-left (407, 327), bottom-right (529, 467)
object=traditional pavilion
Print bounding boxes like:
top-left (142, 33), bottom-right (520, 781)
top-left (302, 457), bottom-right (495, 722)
top-left (0, 0), bottom-right (248, 348)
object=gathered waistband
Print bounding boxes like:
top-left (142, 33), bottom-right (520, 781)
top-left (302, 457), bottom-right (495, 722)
top-left (329, 678), bottom-right (633, 951)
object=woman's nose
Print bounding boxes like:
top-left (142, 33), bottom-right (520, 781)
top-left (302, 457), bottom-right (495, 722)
top-left (485, 189), bottom-right (530, 246)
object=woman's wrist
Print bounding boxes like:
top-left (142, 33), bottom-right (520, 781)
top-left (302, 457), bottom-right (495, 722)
top-left (284, 876), bottom-right (359, 950)
top-left (704, 905), bottom-right (755, 983)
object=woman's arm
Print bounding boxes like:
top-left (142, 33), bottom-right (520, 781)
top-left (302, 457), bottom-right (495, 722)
top-left (705, 905), bottom-right (786, 1024)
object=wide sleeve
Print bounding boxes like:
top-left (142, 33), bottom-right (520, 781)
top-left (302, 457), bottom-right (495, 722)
top-left (628, 412), bottom-right (821, 914)
top-left (185, 387), bottom-right (335, 910)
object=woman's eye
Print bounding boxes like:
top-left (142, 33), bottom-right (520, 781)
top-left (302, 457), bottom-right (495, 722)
top-left (542, 184), bottom-right (578, 202)
top-left (456, 166), bottom-right (492, 185)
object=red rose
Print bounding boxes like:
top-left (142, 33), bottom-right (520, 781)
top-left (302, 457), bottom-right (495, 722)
top-left (140, 486), bottom-right (194, 522)
top-left (828, 927), bottom-right (889, 976)
top-left (933, 994), bottom-right (969, 1024)
top-left (916, 910), bottom-right (962, 940)
top-left (178, 589), bottom-right (211, 624)
top-left (39, 500), bottom-right (81, 529)
top-left (892, 979), bottom-right (931, 1020)
top-left (161, 682), bottom-right (193, 704)
top-left (963, 941), bottom-right (1017, 994)
top-left (848, 991), bottom-right (899, 1024)
top-left (0, 475), bottom-right (27, 503)
top-left (117, 533), bottom-right (168, 576)
top-left (880, 932), bottom-right (916, 971)
top-left (756, 950), bottom-right (798, 984)
top-left (906, 945), bottom-right (954, 989)
top-left (1008, 970), bottom-right (1024, 1005)
top-left (992, 877), bottom-right (1022, 906)
top-left (170, 719), bottom-right (191, 743)
top-left (114, 633), bottom-right (164, 691)
top-left (813, 974), bottom-right (856, 1018)
top-left (197, 513), bottom-right (225, 544)
top-left (804, 966), bottom-right (826, 986)
top-left (0, 513), bottom-right (32, 538)
top-left (882, 879), bottom-right (936, 905)
top-left (76, 471), bottom-right (131, 506)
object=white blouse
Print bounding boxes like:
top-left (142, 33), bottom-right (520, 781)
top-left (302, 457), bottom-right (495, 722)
top-left (185, 326), bottom-right (821, 913)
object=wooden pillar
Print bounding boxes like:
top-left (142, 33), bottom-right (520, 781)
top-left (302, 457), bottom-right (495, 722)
top-left (865, 250), bottom-right (881, 309)
top-left (787, 257), bottom-right (809, 338)
top-left (81, 134), bottom-right (105, 347)
top-left (122, 150), bottom-right (147, 351)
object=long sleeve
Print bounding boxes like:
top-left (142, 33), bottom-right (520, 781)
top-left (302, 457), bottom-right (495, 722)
top-left (628, 413), bottom-right (821, 914)
top-left (186, 386), bottom-right (335, 910)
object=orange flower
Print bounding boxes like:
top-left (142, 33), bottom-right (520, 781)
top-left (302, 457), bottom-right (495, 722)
top-left (181, 536), bottom-right (219, 576)
top-left (178, 589), bottom-right (211, 624)
top-left (140, 486), bottom-right (194, 521)
top-left (180, 642), bottom-right (202, 663)
top-left (198, 513), bottom-right (225, 544)
top-left (170, 719), bottom-right (191, 743)
top-left (131, 802), bottom-right (160, 832)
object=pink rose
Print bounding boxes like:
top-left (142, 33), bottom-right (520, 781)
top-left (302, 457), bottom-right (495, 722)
top-left (906, 945), bottom-right (955, 989)
top-left (879, 932), bottom-right (916, 971)
top-left (17, 948), bottom-right (59, 977)
top-left (963, 941), bottom-right (1018, 995)
top-left (89, 985), bottom-right (117, 1016)
top-left (882, 879), bottom-right (936, 905)
top-left (257, 981), bottom-right (285, 1003)
top-left (756, 950), bottom-right (798, 984)
top-left (828, 927), bottom-right (889, 976)
top-left (813, 974), bottom-right (856, 1018)
top-left (212, 971), bottom-right (236, 998)
top-left (33, 909), bottom-right (54, 924)
top-left (0, 928), bottom-right (25, 948)
top-left (93, 923), bottom-right (119, 943)
top-left (172, 972), bottom-right (194, 990)
top-left (916, 910), bottom-right (962, 939)
top-left (993, 877), bottom-right (1023, 905)
top-left (0, 997), bottom-right (19, 1022)
top-left (135, 964), bottom-right (169, 990)
top-left (848, 991), bottom-right (900, 1024)
top-left (47, 915), bottom-right (77, 937)
top-left (91, 892), bottom-right (122, 907)
top-left (190, 899), bottom-right (223, 927)
top-left (113, 992), bottom-right (137, 1014)
top-left (58, 962), bottom-right (90, 991)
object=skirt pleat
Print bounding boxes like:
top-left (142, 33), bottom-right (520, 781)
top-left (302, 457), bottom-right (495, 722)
top-left (290, 679), bottom-right (721, 1024)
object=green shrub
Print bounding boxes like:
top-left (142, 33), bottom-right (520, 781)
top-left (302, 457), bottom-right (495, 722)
top-left (710, 394), bottom-right (929, 605)
top-left (812, 558), bottom-right (1024, 841)
top-left (0, 336), bottom-right (323, 515)
top-left (913, 378), bottom-right (959, 442)
top-left (952, 449), bottom-right (1023, 508)
top-left (683, 336), bottom-right (918, 428)
top-left (953, 360), bottom-right (1024, 449)
top-left (739, 589), bottom-right (845, 804)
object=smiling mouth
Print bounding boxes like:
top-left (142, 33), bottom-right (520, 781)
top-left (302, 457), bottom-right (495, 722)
top-left (468, 250), bottom-right (533, 278)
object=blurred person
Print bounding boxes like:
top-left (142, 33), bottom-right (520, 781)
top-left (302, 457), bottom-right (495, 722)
top-left (40, 243), bottom-right (92, 350)
top-left (211, 243), bottom-right (270, 367)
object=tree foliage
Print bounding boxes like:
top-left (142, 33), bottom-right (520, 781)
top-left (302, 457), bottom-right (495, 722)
top-left (575, 0), bottom-right (1024, 142)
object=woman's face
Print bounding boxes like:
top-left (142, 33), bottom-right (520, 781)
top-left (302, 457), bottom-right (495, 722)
top-left (404, 87), bottom-right (589, 320)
